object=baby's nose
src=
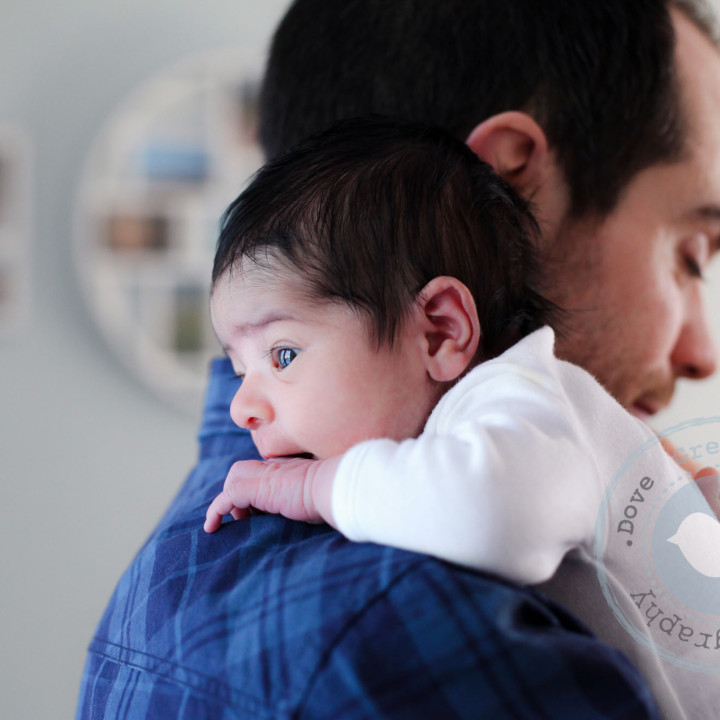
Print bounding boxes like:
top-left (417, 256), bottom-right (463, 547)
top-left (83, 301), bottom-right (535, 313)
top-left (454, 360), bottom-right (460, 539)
top-left (230, 379), bottom-right (274, 430)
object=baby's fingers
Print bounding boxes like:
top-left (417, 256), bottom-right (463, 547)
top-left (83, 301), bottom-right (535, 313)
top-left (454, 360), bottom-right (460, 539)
top-left (694, 467), bottom-right (720, 519)
top-left (204, 491), bottom-right (247, 533)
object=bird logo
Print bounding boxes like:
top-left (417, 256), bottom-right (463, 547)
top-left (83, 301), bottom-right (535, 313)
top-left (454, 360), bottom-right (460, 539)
top-left (667, 512), bottom-right (720, 578)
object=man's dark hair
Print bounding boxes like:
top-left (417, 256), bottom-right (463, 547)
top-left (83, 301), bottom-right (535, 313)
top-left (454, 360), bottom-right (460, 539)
top-left (214, 117), bottom-right (554, 360)
top-left (259, 0), bottom-right (715, 219)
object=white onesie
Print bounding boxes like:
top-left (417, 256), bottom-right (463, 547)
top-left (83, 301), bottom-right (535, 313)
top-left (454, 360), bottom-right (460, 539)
top-left (332, 327), bottom-right (720, 720)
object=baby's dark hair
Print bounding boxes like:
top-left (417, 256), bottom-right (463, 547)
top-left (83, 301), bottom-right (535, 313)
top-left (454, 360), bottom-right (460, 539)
top-left (213, 116), bottom-right (556, 360)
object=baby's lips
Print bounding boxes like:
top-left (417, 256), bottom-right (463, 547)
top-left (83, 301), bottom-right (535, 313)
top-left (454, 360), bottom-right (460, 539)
top-left (266, 453), bottom-right (316, 462)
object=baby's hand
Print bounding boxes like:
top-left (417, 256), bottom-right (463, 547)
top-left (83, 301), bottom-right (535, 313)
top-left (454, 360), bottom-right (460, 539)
top-left (694, 466), bottom-right (720, 520)
top-left (204, 456), bottom-right (340, 532)
top-left (661, 438), bottom-right (720, 519)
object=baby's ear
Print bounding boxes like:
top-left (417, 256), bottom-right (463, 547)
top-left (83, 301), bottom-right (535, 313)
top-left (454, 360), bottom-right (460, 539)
top-left (417, 276), bottom-right (480, 382)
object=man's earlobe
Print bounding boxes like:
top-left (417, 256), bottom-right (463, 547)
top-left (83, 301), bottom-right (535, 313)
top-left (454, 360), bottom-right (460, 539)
top-left (419, 277), bottom-right (480, 382)
top-left (465, 111), bottom-right (549, 194)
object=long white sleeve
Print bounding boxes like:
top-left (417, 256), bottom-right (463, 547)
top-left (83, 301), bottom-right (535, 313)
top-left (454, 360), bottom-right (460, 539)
top-left (331, 327), bottom-right (661, 585)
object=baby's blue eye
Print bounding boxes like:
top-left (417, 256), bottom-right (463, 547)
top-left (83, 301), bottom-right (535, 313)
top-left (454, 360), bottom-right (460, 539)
top-left (275, 347), bottom-right (298, 369)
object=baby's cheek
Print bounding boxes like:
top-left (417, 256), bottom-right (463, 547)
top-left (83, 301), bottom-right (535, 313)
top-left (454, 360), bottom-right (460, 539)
top-left (312, 421), bottom-right (376, 459)
top-left (296, 413), bottom-right (348, 460)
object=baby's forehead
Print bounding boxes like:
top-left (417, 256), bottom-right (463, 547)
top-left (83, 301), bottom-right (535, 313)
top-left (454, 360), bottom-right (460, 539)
top-left (213, 257), bottom-right (295, 299)
top-left (213, 263), bottom-right (298, 309)
top-left (212, 254), bottom-right (382, 344)
top-left (213, 264), bottom-right (357, 326)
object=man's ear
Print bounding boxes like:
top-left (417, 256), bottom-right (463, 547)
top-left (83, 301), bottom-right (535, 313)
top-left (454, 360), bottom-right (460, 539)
top-left (465, 111), bottom-right (549, 194)
top-left (417, 276), bottom-right (480, 382)
top-left (465, 110), bottom-right (569, 240)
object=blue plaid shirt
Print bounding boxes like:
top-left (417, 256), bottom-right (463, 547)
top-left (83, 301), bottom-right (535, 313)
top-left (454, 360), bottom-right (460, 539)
top-left (76, 359), bottom-right (660, 719)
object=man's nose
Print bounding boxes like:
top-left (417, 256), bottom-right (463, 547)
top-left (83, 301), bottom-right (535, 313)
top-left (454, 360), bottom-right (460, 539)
top-left (671, 288), bottom-right (718, 380)
top-left (230, 377), bottom-right (274, 430)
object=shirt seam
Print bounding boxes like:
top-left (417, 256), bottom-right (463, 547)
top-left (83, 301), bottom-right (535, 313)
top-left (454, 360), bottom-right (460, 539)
top-left (87, 638), bottom-right (287, 718)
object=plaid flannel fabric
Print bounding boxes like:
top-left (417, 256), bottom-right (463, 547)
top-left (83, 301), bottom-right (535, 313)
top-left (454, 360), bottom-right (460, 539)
top-left (76, 359), bottom-right (659, 719)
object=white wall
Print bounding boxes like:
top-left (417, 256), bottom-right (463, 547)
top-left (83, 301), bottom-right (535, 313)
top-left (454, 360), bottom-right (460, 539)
top-left (1, 3), bottom-right (720, 719)
top-left (0, 2), bottom-right (289, 719)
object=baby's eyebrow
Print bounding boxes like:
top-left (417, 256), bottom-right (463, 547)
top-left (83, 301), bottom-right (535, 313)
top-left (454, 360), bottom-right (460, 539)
top-left (234, 312), bottom-right (299, 336)
top-left (218, 311), bottom-right (301, 356)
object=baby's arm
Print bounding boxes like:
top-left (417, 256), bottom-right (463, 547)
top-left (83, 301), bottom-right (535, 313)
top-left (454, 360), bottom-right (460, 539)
top-left (204, 334), bottom-right (604, 584)
top-left (204, 377), bottom-right (601, 586)
top-left (330, 419), bottom-right (602, 584)
top-left (205, 412), bottom-right (597, 586)
top-left (204, 457), bottom-right (340, 532)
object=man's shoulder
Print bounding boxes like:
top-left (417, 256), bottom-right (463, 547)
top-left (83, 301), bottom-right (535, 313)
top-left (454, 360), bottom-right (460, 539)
top-left (89, 511), bottom-right (496, 662)
top-left (80, 513), bottom-right (658, 719)
top-left (80, 515), bottom-right (481, 716)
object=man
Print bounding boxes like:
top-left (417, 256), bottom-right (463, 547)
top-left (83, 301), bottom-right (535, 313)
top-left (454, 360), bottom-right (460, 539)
top-left (76, 1), bottom-right (719, 717)
top-left (259, 0), bottom-right (718, 419)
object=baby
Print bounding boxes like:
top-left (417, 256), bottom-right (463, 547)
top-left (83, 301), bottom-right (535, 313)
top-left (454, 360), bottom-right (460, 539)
top-left (206, 116), bottom-right (719, 719)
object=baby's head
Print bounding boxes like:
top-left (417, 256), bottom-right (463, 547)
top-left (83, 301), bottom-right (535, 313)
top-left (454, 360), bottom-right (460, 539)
top-left (211, 117), bottom-right (554, 459)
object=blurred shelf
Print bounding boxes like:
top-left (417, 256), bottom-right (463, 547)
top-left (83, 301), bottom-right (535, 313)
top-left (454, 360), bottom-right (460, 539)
top-left (75, 48), bottom-right (264, 413)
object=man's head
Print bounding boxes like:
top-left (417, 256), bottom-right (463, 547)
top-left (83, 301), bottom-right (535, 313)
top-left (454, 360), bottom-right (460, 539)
top-left (210, 118), bottom-right (553, 458)
top-left (261, 0), bottom-right (702, 218)
top-left (258, 0), bottom-right (720, 419)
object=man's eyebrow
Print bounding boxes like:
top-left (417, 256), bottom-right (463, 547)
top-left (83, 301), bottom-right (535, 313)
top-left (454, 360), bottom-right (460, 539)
top-left (695, 205), bottom-right (720, 221)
